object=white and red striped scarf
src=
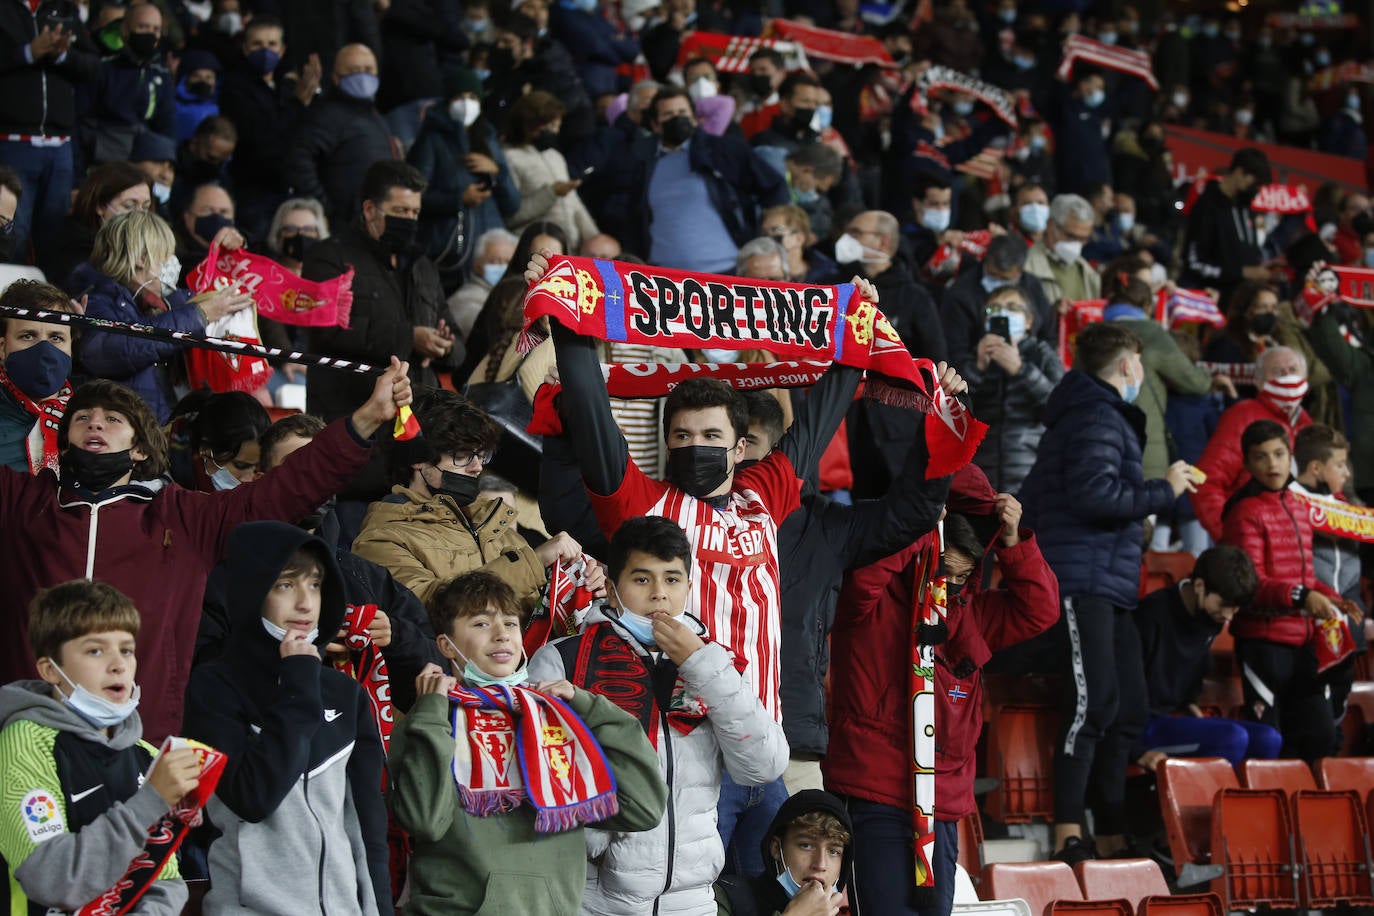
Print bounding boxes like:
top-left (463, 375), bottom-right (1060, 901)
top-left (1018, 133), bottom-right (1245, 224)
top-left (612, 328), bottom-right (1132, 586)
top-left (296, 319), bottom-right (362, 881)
top-left (915, 66), bottom-right (1018, 127)
top-left (336, 604), bottom-right (394, 753)
top-left (768, 19), bottom-right (896, 68)
top-left (1155, 286), bottom-right (1225, 328)
top-left (1196, 361), bottom-right (1257, 386)
top-left (674, 31), bottom-right (809, 74)
top-left (1056, 35), bottom-right (1159, 90)
top-left (523, 555), bottom-right (604, 655)
top-left (447, 684), bottom-right (619, 833)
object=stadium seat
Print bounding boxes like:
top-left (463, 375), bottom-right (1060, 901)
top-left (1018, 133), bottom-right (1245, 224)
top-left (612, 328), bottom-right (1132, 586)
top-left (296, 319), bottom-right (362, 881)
top-left (1048, 900), bottom-right (1132, 916)
top-left (1143, 551), bottom-right (1195, 586)
top-left (958, 812), bottom-right (986, 888)
top-left (1237, 758), bottom-right (1316, 793)
top-left (1209, 787), bottom-right (1298, 909)
top-left (1136, 893), bottom-right (1224, 916)
top-left (984, 705), bottom-right (1057, 823)
top-left (981, 862), bottom-right (1083, 916)
top-left (955, 898), bottom-right (1034, 916)
top-left (956, 864), bottom-right (981, 904)
top-left (1349, 681), bottom-right (1374, 723)
top-left (1073, 859), bottom-right (1169, 911)
top-left (1292, 788), bottom-right (1374, 908)
top-left (1157, 757), bottom-right (1237, 886)
top-left (1317, 757), bottom-right (1374, 796)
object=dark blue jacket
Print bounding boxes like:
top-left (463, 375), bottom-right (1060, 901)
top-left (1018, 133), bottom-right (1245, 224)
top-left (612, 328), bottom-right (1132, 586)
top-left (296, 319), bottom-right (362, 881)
top-left (82, 51), bottom-right (175, 159)
top-left (549, 3), bottom-right (638, 100)
top-left (70, 262), bottom-right (205, 423)
top-left (1019, 369), bottom-right (1175, 607)
top-left (1054, 95), bottom-right (1111, 194)
top-left (173, 78), bottom-right (218, 142)
top-left (610, 127), bottom-right (787, 260)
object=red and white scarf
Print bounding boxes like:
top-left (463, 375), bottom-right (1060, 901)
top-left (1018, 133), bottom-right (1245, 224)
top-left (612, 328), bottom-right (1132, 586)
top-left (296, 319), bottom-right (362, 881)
top-left (910, 539), bottom-right (945, 903)
top-left (521, 256), bottom-right (986, 478)
top-left (448, 684), bottom-right (618, 833)
top-left (1056, 35), bottom-right (1159, 89)
top-left (188, 241), bottom-right (355, 329)
top-left (523, 555), bottom-right (604, 655)
top-left (915, 66), bottom-right (1018, 127)
top-left (0, 362), bottom-right (70, 473)
top-left (335, 604), bottom-right (394, 753)
top-left (78, 738), bottom-right (227, 916)
top-left (1155, 286), bottom-right (1225, 328)
top-left (1258, 374), bottom-right (1308, 418)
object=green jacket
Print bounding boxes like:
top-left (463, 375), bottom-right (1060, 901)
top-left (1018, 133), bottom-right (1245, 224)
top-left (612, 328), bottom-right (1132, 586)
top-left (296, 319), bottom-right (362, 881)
top-left (1113, 317), bottom-right (1213, 480)
top-left (1307, 308), bottom-right (1374, 482)
top-left (388, 688), bottom-right (668, 916)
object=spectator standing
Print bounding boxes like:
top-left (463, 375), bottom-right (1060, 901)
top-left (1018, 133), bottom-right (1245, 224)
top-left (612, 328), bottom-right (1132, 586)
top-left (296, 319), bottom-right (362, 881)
top-left (548, 0), bottom-right (639, 104)
top-left (44, 161), bottom-right (151, 293)
top-left (1320, 89), bottom-right (1367, 161)
top-left (1179, 148), bottom-right (1272, 301)
top-left (81, 1), bottom-right (175, 167)
top-left (283, 43), bottom-right (394, 226)
top-left (941, 233), bottom-right (1057, 373)
top-left (502, 90), bottom-right (599, 251)
top-left (447, 227), bottom-right (517, 342)
top-left (485, 13), bottom-right (594, 146)
top-left (265, 0), bottom-right (380, 76)
top-left (1055, 69), bottom-right (1111, 194)
top-left (0, 0), bottom-right (96, 262)
top-left (835, 210), bottom-right (946, 361)
top-left (375, 0), bottom-right (468, 117)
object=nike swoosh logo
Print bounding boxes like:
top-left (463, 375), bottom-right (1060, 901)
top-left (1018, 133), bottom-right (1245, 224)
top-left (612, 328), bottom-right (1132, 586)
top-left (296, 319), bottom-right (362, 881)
top-left (324, 709), bottom-right (341, 723)
top-left (71, 785), bottom-right (103, 803)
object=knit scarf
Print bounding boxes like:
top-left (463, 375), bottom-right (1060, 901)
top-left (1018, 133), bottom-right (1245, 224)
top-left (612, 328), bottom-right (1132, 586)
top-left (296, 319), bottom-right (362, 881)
top-left (448, 683), bottom-right (619, 833)
top-left (524, 555), bottom-right (604, 655)
top-left (521, 256), bottom-right (986, 478)
top-left (1289, 486), bottom-right (1374, 544)
top-left (77, 737), bottom-right (227, 916)
top-left (909, 537), bottom-right (946, 907)
top-left (0, 362), bottom-right (70, 473)
top-left (334, 604), bottom-right (394, 753)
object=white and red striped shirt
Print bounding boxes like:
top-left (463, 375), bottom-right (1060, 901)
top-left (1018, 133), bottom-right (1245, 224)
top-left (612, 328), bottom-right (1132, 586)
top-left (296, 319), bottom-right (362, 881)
top-left (590, 453), bottom-right (801, 721)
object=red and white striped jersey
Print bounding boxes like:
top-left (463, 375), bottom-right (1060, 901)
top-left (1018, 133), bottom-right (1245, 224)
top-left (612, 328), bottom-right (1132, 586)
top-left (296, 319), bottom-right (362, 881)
top-left (590, 452), bottom-right (802, 721)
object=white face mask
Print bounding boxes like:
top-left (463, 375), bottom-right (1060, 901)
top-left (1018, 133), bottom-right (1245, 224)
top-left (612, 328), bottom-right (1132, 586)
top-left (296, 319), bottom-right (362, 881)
top-left (49, 662), bottom-right (140, 729)
top-left (920, 207), bottom-right (951, 233)
top-left (262, 617), bottom-right (320, 644)
top-left (834, 232), bottom-right (884, 264)
top-left (152, 182), bottom-right (171, 204)
top-left (700, 348), bottom-right (739, 363)
top-left (1052, 239), bottom-right (1083, 263)
top-left (687, 77), bottom-right (718, 102)
top-left (158, 255), bottom-right (182, 293)
top-left (449, 98), bottom-right (481, 127)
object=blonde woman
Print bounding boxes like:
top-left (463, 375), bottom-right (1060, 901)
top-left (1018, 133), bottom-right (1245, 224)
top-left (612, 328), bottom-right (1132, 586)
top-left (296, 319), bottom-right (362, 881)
top-left (71, 211), bottom-right (252, 422)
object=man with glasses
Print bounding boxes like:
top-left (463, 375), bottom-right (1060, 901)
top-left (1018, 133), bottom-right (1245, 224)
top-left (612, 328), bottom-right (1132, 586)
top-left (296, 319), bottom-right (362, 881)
top-left (355, 388), bottom-right (596, 607)
top-left (1024, 193), bottom-right (1101, 311)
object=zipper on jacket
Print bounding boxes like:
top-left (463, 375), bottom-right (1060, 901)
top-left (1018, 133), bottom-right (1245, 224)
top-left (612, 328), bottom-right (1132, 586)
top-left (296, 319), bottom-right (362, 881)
top-left (84, 502), bottom-right (100, 578)
top-left (455, 499), bottom-right (503, 563)
top-left (303, 770), bottom-right (328, 915)
top-left (653, 703), bottom-right (676, 915)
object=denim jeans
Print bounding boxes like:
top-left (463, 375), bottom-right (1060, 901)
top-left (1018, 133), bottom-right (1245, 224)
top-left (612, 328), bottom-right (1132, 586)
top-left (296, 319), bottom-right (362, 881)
top-left (1141, 715), bottom-right (1282, 765)
top-left (717, 771), bottom-right (789, 878)
top-left (0, 139), bottom-right (73, 266)
top-left (844, 797), bottom-right (957, 916)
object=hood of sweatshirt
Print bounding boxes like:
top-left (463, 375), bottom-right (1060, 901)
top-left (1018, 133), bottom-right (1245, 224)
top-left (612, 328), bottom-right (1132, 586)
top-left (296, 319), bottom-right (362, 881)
top-left (758, 789), bottom-right (855, 891)
top-left (0, 680), bottom-right (144, 750)
top-left (223, 521), bottom-right (346, 661)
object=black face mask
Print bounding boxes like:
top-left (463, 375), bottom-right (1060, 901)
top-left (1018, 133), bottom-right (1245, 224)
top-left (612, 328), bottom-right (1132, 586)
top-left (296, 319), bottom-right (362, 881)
top-left (280, 233), bottom-right (316, 262)
top-left (60, 447), bottom-right (134, 492)
top-left (665, 445), bottom-right (731, 498)
top-left (187, 79), bottom-right (214, 99)
top-left (489, 46), bottom-right (516, 74)
top-left (660, 114), bottom-right (694, 147)
top-left (299, 496), bottom-right (337, 532)
top-left (734, 457), bottom-right (760, 472)
top-left (533, 129), bottom-right (558, 151)
top-left (946, 580), bottom-right (965, 600)
top-left (380, 215), bottom-right (418, 255)
top-left (748, 73), bottom-right (774, 97)
top-left (1249, 312), bottom-right (1277, 335)
top-left (432, 469), bottom-right (480, 506)
top-left (0, 231), bottom-right (16, 263)
top-left (1236, 184), bottom-right (1260, 207)
top-left (791, 107), bottom-right (817, 131)
top-left (126, 32), bottom-right (159, 60)
top-left (193, 212), bottom-right (233, 245)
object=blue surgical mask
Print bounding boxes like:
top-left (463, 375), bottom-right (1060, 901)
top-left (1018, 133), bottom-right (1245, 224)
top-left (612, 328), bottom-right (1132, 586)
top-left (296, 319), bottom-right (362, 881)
top-left (811, 105), bottom-right (833, 133)
top-left (441, 634), bottom-right (530, 687)
top-left (481, 262), bottom-right (506, 285)
top-left (50, 662), bottom-right (140, 729)
top-left (615, 610), bottom-right (657, 646)
top-left (1097, 31), bottom-right (1117, 45)
top-left (1315, 50), bottom-right (1331, 67)
top-left (4, 339), bottom-right (71, 400)
top-left (1029, 133), bottom-right (1046, 151)
top-left (998, 9), bottom-right (1016, 23)
top-left (208, 459), bottom-right (240, 491)
top-left (1084, 89), bottom-right (1105, 109)
top-left (777, 866), bottom-right (804, 899)
top-left (339, 72), bottom-right (379, 101)
top-left (980, 274), bottom-right (1011, 293)
top-left (921, 207), bottom-right (951, 233)
top-left (474, 68), bottom-right (491, 82)
top-left (1014, 55), bottom-right (1035, 71)
top-left (261, 617), bottom-right (320, 644)
top-left (1019, 202), bottom-right (1049, 233)
top-left (1122, 364), bottom-right (1142, 403)
top-left (1117, 212), bottom-right (1136, 232)
top-left (952, 100), bottom-right (974, 117)
top-left (794, 186), bottom-right (820, 205)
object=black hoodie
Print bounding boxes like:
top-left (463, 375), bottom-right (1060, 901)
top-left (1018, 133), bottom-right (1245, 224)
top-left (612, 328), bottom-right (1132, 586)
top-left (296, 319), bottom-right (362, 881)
top-left (184, 521), bottom-right (393, 915)
top-left (718, 789), bottom-right (855, 916)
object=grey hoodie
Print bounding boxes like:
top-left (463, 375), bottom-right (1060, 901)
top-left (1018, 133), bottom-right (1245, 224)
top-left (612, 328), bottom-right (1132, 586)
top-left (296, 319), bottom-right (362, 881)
top-left (0, 680), bottom-right (186, 915)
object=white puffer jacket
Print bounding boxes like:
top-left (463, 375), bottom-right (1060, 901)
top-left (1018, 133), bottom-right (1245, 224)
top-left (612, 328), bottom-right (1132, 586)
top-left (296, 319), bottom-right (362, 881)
top-left (529, 608), bottom-right (789, 916)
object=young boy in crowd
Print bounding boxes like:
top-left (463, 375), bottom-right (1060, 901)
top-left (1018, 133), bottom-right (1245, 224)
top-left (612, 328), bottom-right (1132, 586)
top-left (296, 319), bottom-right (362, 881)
top-left (1129, 546), bottom-right (1277, 768)
top-left (0, 580), bottom-right (201, 915)
top-left (184, 521), bottom-right (393, 915)
top-left (1221, 420), bottom-right (1346, 760)
top-left (1290, 424), bottom-right (1368, 720)
top-left (387, 570), bottom-right (666, 915)
top-left (717, 789), bottom-right (853, 916)
top-left (529, 516), bottom-right (790, 916)
top-left (0, 280), bottom-right (79, 474)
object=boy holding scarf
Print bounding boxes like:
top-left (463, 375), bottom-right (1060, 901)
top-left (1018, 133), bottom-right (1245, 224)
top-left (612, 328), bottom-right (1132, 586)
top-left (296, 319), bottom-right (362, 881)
top-left (0, 580), bottom-right (202, 915)
top-left (388, 570), bottom-right (666, 915)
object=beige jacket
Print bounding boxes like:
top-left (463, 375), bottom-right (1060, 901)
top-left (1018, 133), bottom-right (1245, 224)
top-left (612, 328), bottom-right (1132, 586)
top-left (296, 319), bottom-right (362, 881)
top-left (1025, 237), bottom-right (1101, 304)
top-left (352, 486), bottom-right (547, 606)
top-left (504, 145), bottom-right (599, 250)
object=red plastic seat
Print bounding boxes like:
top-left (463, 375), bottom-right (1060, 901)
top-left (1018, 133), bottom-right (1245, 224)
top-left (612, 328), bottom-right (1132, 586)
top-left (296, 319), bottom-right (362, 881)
top-left (1209, 787), bottom-right (1299, 909)
top-left (1293, 789), bottom-right (1374, 908)
top-left (1048, 901), bottom-right (1131, 916)
top-left (1317, 757), bottom-right (1374, 795)
top-left (984, 705), bottom-right (1057, 823)
top-left (1144, 551), bottom-right (1195, 585)
top-left (982, 862), bottom-right (1083, 916)
top-left (1349, 682), bottom-right (1374, 723)
top-left (1136, 893), bottom-right (1225, 916)
top-left (1073, 859), bottom-right (1169, 911)
top-left (1238, 759), bottom-right (1316, 793)
top-left (1157, 757), bottom-right (1238, 871)
top-left (958, 812), bottom-right (985, 890)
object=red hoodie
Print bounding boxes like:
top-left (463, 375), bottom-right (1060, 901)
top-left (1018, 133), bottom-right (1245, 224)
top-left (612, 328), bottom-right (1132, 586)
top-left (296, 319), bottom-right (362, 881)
top-left (822, 467), bottom-right (1060, 821)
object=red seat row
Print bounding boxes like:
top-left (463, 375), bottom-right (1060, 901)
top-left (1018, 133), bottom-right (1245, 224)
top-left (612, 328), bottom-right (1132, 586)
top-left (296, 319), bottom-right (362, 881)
top-left (981, 858), bottom-right (1222, 916)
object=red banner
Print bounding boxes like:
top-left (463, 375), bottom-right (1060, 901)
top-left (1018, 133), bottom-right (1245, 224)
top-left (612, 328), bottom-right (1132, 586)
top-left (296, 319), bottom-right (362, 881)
top-left (1266, 12), bottom-right (1360, 30)
top-left (1292, 488), bottom-right (1374, 544)
top-left (1165, 125), bottom-right (1365, 195)
top-left (1057, 299), bottom-right (1105, 371)
top-left (674, 31), bottom-right (808, 74)
top-left (768, 19), bottom-right (895, 68)
top-left (188, 242), bottom-right (355, 329)
top-left (1326, 264), bottom-right (1374, 308)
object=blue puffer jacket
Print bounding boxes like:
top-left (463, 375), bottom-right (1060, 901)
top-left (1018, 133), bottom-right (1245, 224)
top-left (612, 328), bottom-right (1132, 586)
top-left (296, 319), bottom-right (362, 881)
top-left (70, 262), bottom-right (206, 423)
top-left (1019, 369), bottom-right (1176, 608)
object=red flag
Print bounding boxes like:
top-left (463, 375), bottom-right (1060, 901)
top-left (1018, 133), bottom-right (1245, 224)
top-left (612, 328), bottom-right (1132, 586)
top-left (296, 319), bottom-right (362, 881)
top-left (393, 405), bottom-right (421, 441)
top-left (188, 241), bottom-right (355, 329)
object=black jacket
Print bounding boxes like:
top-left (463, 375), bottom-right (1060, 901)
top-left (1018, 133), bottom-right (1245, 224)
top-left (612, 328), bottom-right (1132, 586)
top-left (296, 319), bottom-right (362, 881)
top-left (219, 61), bottom-right (308, 202)
top-left (718, 790), bottom-right (856, 915)
top-left (283, 90), bottom-right (395, 224)
top-left (1181, 181), bottom-right (1263, 296)
top-left (376, 0), bottom-right (467, 112)
top-left (303, 223), bottom-right (457, 424)
top-left (257, 0), bottom-right (381, 75)
top-left (0, 0), bottom-right (97, 136)
top-left (197, 511), bottom-right (444, 713)
top-left (1134, 582), bottom-right (1221, 718)
top-left (484, 36), bottom-right (594, 146)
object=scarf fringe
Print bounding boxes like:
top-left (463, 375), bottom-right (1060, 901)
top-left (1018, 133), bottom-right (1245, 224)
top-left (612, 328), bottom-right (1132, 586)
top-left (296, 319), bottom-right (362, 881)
top-left (532, 790), bottom-right (620, 834)
top-left (459, 785), bottom-right (525, 817)
top-left (864, 376), bottom-right (935, 412)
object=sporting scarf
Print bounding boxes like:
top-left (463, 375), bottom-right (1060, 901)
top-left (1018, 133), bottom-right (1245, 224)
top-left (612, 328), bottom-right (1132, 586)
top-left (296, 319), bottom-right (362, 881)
top-left (524, 555), bottom-right (604, 655)
top-left (78, 737), bottom-right (227, 916)
top-left (0, 361), bottom-right (70, 473)
top-left (335, 603), bottom-right (394, 754)
top-left (1289, 486), bottom-right (1374, 544)
top-left (1314, 615), bottom-right (1359, 673)
top-left (1055, 34), bottom-right (1159, 90)
top-left (673, 31), bottom-right (809, 74)
top-left (1196, 361), bottom-right (1257, 386)
top-left (1308, 61), bottom-right (1374, 91)
top-left (1181, 176), bottom-right (1313, 216)
top-left (1258, 374), bottom-right (1308, 417)
top-left (447, 683), bottom-right (619, 833)
top-left (521, 256), bottom-right (987, 478)
top-left (183, 299), bottom-right (271, 394)
top-left (768, 19), bottom-right (895, 68)
top-left (1057, 298), bottom-right (1106, 370)
top-left (915, 66), bottom-right (1018, 127)
top-left (1154, 286), bottom-right (1225, 328)
top-left (188, 241), bottom-right (356, 329)
top-left (570, 622), bottom-right (739, 748)
top-left (1314, 264), bottom-right (1374, 310)
top-left (909, 537), bottom-right (945, 906)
